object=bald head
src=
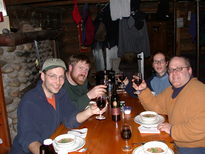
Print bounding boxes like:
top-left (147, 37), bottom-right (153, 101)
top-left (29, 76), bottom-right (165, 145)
top-left (168, 56), bottom-right (192, 88)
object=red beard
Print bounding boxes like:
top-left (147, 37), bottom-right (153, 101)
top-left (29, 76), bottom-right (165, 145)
top-left (70, 73), bottom-right (86, 85)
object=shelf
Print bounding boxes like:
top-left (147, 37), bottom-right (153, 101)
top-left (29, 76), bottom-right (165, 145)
top-left (0, 30), bottom-right (63, 46)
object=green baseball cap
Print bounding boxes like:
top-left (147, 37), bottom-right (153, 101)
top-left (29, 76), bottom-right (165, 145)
top-left (41, 58), bottom-right (67, 72)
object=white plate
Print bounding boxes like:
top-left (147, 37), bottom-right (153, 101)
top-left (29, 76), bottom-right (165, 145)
top-left (134, 115), bottom-right (165, 127)
top-left (53, 136), bottom-right (85, 153)
top-left (132, 145), bottom-right (174, 154)
top-left (68, 128), bottom-right (88, 138)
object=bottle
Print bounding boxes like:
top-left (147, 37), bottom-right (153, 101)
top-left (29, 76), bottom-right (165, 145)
top-left (107, 79), bottom-right (113, 101)
top-left (40, 139), bottom-right (55, 154)
top-left (111, 92), bottom-right (121, 122)
top-left (103, 70), bottom-right (108, 86)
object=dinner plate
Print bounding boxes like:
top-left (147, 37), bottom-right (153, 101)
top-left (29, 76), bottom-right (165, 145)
top-left (53, 136), bottom-right (85, 153)
top-left (132, 145), bottom-right (174, 154)
top-left (134, 115), bottom-right (165, 127)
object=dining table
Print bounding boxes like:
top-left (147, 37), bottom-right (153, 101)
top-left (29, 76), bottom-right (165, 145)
top-left (50, 91), bottom-right (177, 154)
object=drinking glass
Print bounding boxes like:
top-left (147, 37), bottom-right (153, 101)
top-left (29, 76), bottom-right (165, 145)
top-left (118, 72), bottom-right (126, 89)
top-left (96, 95), bottom-right (106, 120)
top-left (121, 124), bottom-right (132, 151)
top-left (133, 72), bottom-right (142, 95)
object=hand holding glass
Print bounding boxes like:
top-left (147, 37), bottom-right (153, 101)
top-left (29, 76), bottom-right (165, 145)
top-left (133, 72), bottom-right (142, 95)
top-left (118, 72), bottom-right (126, 89)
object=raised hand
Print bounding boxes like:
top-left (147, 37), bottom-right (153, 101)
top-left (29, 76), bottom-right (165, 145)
top-left (87, 85), bottom-right (107, 100)
top-left (132, 76), bottom-right (147, 92)
top-left (88, 101), bottom-right (108, 115)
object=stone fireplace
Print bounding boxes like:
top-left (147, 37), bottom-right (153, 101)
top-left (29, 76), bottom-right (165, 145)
top-left (0, 5), bottom-right (64, 144)
top-left (0, 39), bottom-right (56, 142)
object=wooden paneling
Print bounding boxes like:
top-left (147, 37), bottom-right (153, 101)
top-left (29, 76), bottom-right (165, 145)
top-left (175, 1), bottom-right (205, 55)
top-left (147, 21), bottom-right (168, 54)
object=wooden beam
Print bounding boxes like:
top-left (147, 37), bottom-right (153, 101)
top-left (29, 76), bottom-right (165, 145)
top-left (5, 0), bottom-right (108, 6)
top-left (0, 30), bottom-right (63, 46)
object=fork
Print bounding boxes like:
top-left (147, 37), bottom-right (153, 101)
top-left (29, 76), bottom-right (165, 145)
top-left (71, 130), bottom-right (85, 134)
top-left (132, 140), bottom-right (165, 145)
top-left (132, 140), bottom-right (174, 145)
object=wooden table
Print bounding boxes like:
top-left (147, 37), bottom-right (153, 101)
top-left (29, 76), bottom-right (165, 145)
top-left (51, 92), bottom-right (176, 154)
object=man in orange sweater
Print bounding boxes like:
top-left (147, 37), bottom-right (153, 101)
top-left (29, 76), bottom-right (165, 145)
top-left (133, 56), bottom-right (205, 154)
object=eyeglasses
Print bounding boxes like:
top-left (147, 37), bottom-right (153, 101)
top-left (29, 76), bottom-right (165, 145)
top-left (77, 65), bottom-right (89, 72)
top-left (153, 59), bottom-right (166, 64)
top-left (168, 67), bottom-right (189, 73)
top-left (45, 73), bottom-right (65, 81)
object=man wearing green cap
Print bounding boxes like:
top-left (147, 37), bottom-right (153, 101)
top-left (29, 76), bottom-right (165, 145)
top-left (10, 58), bottom-right (107, 154)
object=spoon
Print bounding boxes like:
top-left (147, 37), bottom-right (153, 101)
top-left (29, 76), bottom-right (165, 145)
top-left (71, 130), bottom-right (85, 134)
top-left (77, 147), bottom-right (87, 152)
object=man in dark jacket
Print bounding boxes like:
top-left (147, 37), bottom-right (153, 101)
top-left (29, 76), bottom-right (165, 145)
top-left (10, 58), bottom-right (106, 154)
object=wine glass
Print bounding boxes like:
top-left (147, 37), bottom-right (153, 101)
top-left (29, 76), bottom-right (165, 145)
top-left (133, 72), bottom-right (142, 95)
top-left (118, 72), bottom-right (126, 89)
top-left (121, 124), bottom-right (132, 151)
top-left (96, 95), bottom-right (106, 120)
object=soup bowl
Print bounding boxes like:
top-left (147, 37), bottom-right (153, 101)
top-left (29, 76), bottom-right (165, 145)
top-left (54, 134), bottom-right (76, 148)
top-left (140, 111), bottom-right (158, 124)
top-left (143, 141), bottom-right (168, 154)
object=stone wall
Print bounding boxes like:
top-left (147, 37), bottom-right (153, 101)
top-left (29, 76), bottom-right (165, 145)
top-left (0, 40), bottom-right (54, 141)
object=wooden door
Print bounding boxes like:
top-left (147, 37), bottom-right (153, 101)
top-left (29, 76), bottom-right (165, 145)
top-left (0, 68), bottom-right (11, 153)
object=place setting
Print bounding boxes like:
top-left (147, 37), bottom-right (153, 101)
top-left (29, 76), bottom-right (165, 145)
top-left (134, 111), bottom-right (165, 133)
top-left (132, 140), bottom-right (174, 154)
top-left (52, 128), bottom-right (88, 153)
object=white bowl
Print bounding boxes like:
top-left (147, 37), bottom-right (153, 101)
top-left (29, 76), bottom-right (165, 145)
top-left (140, 111), bottom-right (158, 124)
top-left (143, 141), bottom-right (168, 154)
top-left (54, 134), bottom-right (76, 148)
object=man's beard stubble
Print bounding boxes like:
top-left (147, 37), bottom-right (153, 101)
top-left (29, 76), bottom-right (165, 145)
top-left (70, 72), bottom-right (86, 85)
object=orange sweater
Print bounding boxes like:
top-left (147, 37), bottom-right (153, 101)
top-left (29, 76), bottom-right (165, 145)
top-left (139, 78), bottom-right (205, 148)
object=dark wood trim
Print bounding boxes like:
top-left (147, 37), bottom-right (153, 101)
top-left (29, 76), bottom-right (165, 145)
top-left (0, 69), bottom-right (11, 153)
top-left (0, 30), bottom-right (63, 46)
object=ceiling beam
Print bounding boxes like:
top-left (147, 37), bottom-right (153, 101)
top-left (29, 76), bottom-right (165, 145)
top-left (5, 0), bottom-right (108, 7)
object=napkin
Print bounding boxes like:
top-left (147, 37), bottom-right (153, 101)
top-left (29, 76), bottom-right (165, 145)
top-left (116, 89), bottom-right (127, 93)
top-left (138, 125), bottom-right (160, 134)
top-left (67, 128), bottom-right (88, 138)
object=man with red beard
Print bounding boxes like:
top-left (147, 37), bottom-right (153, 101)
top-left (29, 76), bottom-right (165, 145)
top-left (146, 52), bottom-right (170, 95)
top-left (64, 54), bottom-right (107, 111)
